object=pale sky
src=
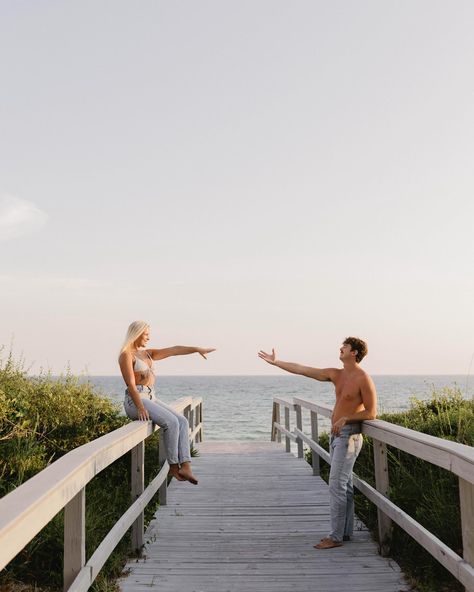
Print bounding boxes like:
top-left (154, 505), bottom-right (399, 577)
top-left (1, 1), bottom-right (473, 376)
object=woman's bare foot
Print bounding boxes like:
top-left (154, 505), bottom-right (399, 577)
top-left (178, 462), bottom-right (199, 485)
top-left (168, 464), bottom-right (186, 481)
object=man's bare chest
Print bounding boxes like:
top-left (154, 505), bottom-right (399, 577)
top-left (335, 379), bottom-right (362, 403)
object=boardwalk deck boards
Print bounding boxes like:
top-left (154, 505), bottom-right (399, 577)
top-left (119, 441), bottom-right (409, 592)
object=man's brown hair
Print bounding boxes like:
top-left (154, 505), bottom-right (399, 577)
top-left (343, 336), bottom-right (368, 363)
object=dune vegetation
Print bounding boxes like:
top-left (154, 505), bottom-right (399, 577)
top-left (0, 351), bottom-right (163, 592)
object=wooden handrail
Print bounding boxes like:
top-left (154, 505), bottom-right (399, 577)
top-left (272, 396), bottom-right (474, 592)
top-left (0, 395), bottom-right (203, 591)
top-left (292, 397), bottom-right (474, 484)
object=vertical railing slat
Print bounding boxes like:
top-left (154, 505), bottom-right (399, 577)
top-left (158, 430), bottom-right (168, 506)
top-left (199, 402), bottom-right (203, 442)
top-left (131, 441), bottom-right (145, 552)
top-left (190, 406), bottom-right (195, 445)
top-left (271, 402), bottom-right (281, 442)
top-left (284, 406), bottom-right (291, 453)
top-left (63, 488), bottom-right (85, 591)
top-left (295, 403), bottom-right (303, 458)
top-left (373, 438), bottom-right (392, 556)
top-left (459, 476), bottom-right (474, 592)
top-left (310, 410), bottom-right (320, 476)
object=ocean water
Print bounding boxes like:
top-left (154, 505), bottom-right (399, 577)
top-left (88, 375), bottom-right (471, 441)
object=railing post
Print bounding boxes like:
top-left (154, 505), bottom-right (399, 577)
top-left (158, 430), bottom-right (168, 506)
top-left (373, 438), bottom-right (392, 556)
top-left (284, 406), bottom-right (291, 453)
top-left (63, 488), bottom-right (85, 591)
top-left (189, 405), bottom-right (195, 445)
top-left (310, 410), bottom-right (320, 476)
top-left (459, 476), bottom-right (474, 591)
top-left (198, 402), bottom-right (203, 442)
top-left (271, 402), bottom-right (281, 442)
top-left (194, 403), bottom-right (200, 443)
top-left (131, 441), bottom-right (145, 552)
top-left (295, 403), bottom-right (303, 458)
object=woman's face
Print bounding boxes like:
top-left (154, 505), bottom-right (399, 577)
top-left (135, 327), bottom-right (150, 349)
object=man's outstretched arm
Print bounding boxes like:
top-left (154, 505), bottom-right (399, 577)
top-left (258, 348), bottom-right (337, 382)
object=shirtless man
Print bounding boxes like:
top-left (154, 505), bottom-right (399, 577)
top-left (258, 336), bottom-right (377, 549)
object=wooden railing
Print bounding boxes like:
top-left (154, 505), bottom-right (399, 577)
top-left (271, 396), bottom-right (474, 592)
top-left (0, 395), bottom-right (203, 592)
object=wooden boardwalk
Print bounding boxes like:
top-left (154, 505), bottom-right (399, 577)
top-left (119, 441), bottom-right (409, 592)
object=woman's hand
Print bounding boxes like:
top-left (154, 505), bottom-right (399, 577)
top-left (197, 347), bottom-right (216, 359)
top-left (258, 349), bottom-right (277, 365)
top-left (137, 405), bottom-right (150, 421)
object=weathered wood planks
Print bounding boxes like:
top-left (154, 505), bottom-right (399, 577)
top-left (119, 441), bottom-right (409, 592)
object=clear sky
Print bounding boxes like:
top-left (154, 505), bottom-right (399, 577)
top-left (1, 1), bottom-right (473, 376)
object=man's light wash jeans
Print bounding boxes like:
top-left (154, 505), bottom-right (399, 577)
top-left (328, 423), bottom-right (363, 542)
top-left (123, 385), bottom-right (191, 465)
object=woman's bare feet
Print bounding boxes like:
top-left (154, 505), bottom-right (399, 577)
top-left (178, 462), bottom-right (199, 485)
top-left (168, 464), bottom-right (186, 481)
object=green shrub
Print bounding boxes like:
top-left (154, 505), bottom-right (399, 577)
top-left (0, 353), bottom-right (164, 591)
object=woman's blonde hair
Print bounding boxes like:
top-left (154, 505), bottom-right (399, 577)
top-left (120, 320), bottom-right (149, 355)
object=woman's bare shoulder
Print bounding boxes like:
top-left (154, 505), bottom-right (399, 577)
top-left (119, 350), bottom-right (134, 364)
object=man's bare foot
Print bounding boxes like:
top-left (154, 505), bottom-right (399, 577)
top-left (314, 537), bottom-right (343, 549)
top-left (168, 464), bottom-right (186, 481)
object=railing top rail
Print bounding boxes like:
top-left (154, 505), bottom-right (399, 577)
top-left (0, 395), bottom-right (200, 571)
top-left (273, 396), bottom-right (294, 409)
top-left (292, 396), bottom-right (474, 484)
top-left (167, 395), bottom-right (201, 412)
top-left (292, 397), bottom-right (332, 418)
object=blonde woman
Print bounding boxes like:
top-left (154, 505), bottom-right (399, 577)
top-left (119, 321), bottom-right (215, 485)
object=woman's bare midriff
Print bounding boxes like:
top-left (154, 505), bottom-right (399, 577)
top-left (133, 371), bottom-right (155, 388)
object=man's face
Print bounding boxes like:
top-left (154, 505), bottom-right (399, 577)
top-left (339, 343), bottom-right (355, 362)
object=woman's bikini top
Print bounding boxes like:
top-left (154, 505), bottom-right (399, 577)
top-left (133, 351), bottom-right (154, 377)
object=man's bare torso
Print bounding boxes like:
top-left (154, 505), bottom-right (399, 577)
top-left (331, 367), bottom-right (367, 424)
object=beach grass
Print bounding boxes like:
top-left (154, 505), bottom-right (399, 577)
top-left (0, 351), bottom-right (164, 591)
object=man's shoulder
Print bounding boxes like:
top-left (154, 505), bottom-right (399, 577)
top-left (328, 367), bottom-right (343, 381)
top-left (355, 366), bottom-right (370, 376)
top-left (356, 368), bottom-right (376, 387)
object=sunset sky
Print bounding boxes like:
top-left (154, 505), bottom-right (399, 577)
top-left (1, 1), bottom-right (473, 376)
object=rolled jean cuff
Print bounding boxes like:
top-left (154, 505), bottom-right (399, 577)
top-left (167, 457), bottom-right (191, 465)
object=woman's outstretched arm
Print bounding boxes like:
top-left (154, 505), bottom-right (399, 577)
top-left (148, 346), bottom-right (216, 361)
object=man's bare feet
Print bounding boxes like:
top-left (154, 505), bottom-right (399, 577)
top-left (178, 462), bottom-right (199, 485)
top-left (314, 537), bottom-right (343, 549)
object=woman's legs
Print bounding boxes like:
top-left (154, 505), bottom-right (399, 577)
top-left (154, 398), bottom-right (192, 464)
top-left (154, 399), bottom-right (197, 484)
top-left (124, 393), bottom-right (197, 484)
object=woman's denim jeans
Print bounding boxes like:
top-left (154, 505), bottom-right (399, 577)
top-left (123, 386), bottom-right (191, 465)
top-left (328, 423), bottom-right (363, 542)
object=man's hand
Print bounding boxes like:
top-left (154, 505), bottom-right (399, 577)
top-left (197, 347), bottom-right (216, 360)
top-left (258, 349), bottom-right (277, 365)
top-left (331, 416), bottom-right (347, 435)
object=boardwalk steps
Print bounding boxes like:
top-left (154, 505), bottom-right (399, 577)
top-left (119, 442), bottom-right (409, 592)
